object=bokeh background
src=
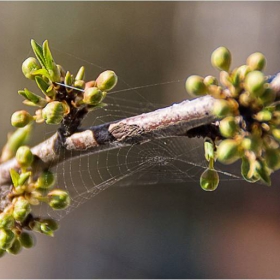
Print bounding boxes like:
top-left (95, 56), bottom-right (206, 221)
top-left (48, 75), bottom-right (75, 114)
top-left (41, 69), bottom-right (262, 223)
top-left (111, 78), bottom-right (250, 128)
top-left (1, 1), bottom-right (280, 278)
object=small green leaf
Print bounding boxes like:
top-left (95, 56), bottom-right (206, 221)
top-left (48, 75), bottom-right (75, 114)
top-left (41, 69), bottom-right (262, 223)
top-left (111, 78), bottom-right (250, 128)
top-left (10, 169), bottom-right (20, 187)
top-left (42, 40), bottom-right (54, 71)
top-left (31, 40), bottom-right (46, 69)
top-left (18, 172), bottom-right (31, 186)
top-left (75, 66), bottom-right (85, 81)
top-left (19, 89), bottom-right (47, 107)
top-left (255, 160), bottom-right (271, 186)
top-left (35, 76), bottom-right (55, 98)
top-left (32, 69), bottom-right (52, 80)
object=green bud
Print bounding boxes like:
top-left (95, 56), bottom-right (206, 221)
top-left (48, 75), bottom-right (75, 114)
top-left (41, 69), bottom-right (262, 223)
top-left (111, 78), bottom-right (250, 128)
top-left (265, 148), bottom-right (280, 170)
top-left (211, 47), bottom-right (231, 72)
top-left (212, 99), bottom-right (232, 118)
top-left (35, 170), bottom-right (56, 189)
top-left (254, 109), bottom-right (272, 122)
top-left (16, 145), bottom-right (34, 168)
top-left (245, 71), bottom-right (265, 97)
top-left (219, 116), bottom-right (238, 138)
top-left (204, 75), bottom-right (219, 87)
top-left (258, 88), bottom-right (276, 106)
top-left (42, 101), bottom-right (66, 125)
top-left (56, 64), bottom-right (66, 78)
top-left (200, 168), bottom-right (219, 191)
top-left (11, 110), bottom-right (33, 128)
top-left (83, 87), bottom-right (104, 105)
top-left (0, 213), bottom-right (14, 229)
top-left (0, 229), bottom-right (15, 250)
top-left (235, 65), bottom-right (251, 81)
top-left (7, 239), bottom-right (22, 255)
top-left (241, 135), bottom-right (262, 154)
top-left (246, 52), bottom-right (266, 71)
top-left (216, 139), bottom-right (240, 164)
top-left (241, 156), bottom-right (259, 183)
top-left (185, 75), bottom-right (207, 96)
top-left (19, 232), bottom-right (35, 248)
top-left (75, 66), bottom-right (85, 81)
top-left (272, 128), bottom-right (280, 141)
top-left (96, 70), bottom-right (118, 91)
top-left (13, 197), bottom-right (31, 222)
top-left (22, 57), bottom-right (41, 80)
top-left (48, 189), bottom-right (70, 210)
top-left (39, 219), bottom-right (59, 236)
top-left (73, 80), bottom-right (85, 90)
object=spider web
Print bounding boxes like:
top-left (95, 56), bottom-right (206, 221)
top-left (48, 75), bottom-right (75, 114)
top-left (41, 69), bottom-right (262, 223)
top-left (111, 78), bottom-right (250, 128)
top-left (34, 48), bottom-right (245, 221)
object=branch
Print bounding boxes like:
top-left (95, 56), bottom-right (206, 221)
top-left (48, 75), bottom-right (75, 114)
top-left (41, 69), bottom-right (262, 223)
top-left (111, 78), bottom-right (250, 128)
top-left (0, 95), bottom-right (217, 185)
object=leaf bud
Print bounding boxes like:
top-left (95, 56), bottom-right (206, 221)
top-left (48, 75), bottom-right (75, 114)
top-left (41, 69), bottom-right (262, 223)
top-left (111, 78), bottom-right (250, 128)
top-left (48, 189), bottom-right (70, 210)
top-left (22, 57), bottom-right (41, 80)
top-left (245, 71), bottom-right (265, 97)
top-left (12, 197), bottom-right (31, 222)
top-left (246, 52), bottom-right (266, 71)
top-left (0, 213), bottom-right (14, 229)
top-left (75, 66), bottom-right (85, 81)
top-left (219, 116), bottom-right (239, 138)
top-left (0, 229), bottom-right (15, 250)
top-left (19, 232), bottom-right (35, 248)
top-left (216, 139), bottom-right (240, 164)
top-left (185, 75), bottom-right (207, 96)
top-left (6, 239), bottom-right (22, 255)
top-left (211, 46), bottom-right (231, 72)
top-left (200, 168), bottom-right (219, 191)
top-left (204, 75), bottom-right (219, 87)
top-left (96, 70), bottom-right (118, 91)
top-left (83, 87), bottom-right (104, 105)
top-left (73, 80), bottom-right (85, 90)
top-left (272, 128), bottom-right (280, 142)
top-left (56, 64), bottom-right (66, 79)
top-left (212, 99), bottom-right (232, 118)
top-left (11, 110), bottom-right (33, 128)
top-left (35, 170), bottom-right (56, 189)
top-left (42, 101), bottom-right (67, 125)
top-left (16, 145), bottom-right (34, 168)
top-left (254, 109), bottom-right (272, 122)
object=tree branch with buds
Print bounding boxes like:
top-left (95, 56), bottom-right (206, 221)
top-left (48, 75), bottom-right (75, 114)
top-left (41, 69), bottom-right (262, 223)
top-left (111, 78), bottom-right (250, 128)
top-left (0, 40), bottom-right (280, 257)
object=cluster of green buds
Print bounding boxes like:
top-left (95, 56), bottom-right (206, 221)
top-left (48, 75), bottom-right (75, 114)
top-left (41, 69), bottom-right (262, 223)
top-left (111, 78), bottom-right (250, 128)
top-left (186, 47), bottom-right (280, 190)
top-left (11, 40), bottom-right (118, 131)
top-left (0, 145), bottom-right (70, 257)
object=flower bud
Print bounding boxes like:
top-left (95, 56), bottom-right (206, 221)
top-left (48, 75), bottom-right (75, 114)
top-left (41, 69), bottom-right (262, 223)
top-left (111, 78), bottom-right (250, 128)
top-left (258, 88), bottom-right (276, 106)
top-left (211, 47), bottom-right (231, 72)
top-left (216, 139), bottom-right (240, 164)
top-left (11, 110), bottom-right (33, 128)
top-left (272, 128), bottom-right (280, 142)
top-left (200, 168), bottom-right (219, 191)
top-left (35, 170), bottom-right (56, 189)
top-left (48, 189), bottom-right (70, 210)
top-left (22, 57), bottom-right (41, 80)
top-left (13, 197), bottom-right (31, 222)
top-left (219, 116), bottom-right (239, 138)
top-left (16, 145), bottom-right (34, 168)
top-left (254, 109), bottom-right (272, 122)
top-left (241, 135), bottom-right (262, 154)
top-left (83, 87), bottom-right (104, 105)
top-left (0, 229), bottom-right (15, 250)
top-left (7, 239), bottom-right (22, 255)
top-left (235, 65), bottom-right (251, 81)
top-left (0, 213), bottom-right (14, 229)
top-left (212, 99), bottom-right (232, 118)
top-left (39, 219), bottom-right (59, 236)
top-left (42, 101), bottom-right (66, 125)
top-left (96, 70), bottom-right (118, 91)
top-left (204, 75), bottom-right (219, 87)
top-left (185, 75), bottom-right (207, 96)
top-left (245, 71), bottom-right (265, 97)
top-left (19, 232), bottom-right (35, 248)
top-left (246, 52), bottom-right (266, 71)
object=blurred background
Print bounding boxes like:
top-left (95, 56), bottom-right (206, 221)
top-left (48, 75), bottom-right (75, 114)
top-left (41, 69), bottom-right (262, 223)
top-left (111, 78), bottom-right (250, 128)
top-left (1, 2), bottom-right (280, 278)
